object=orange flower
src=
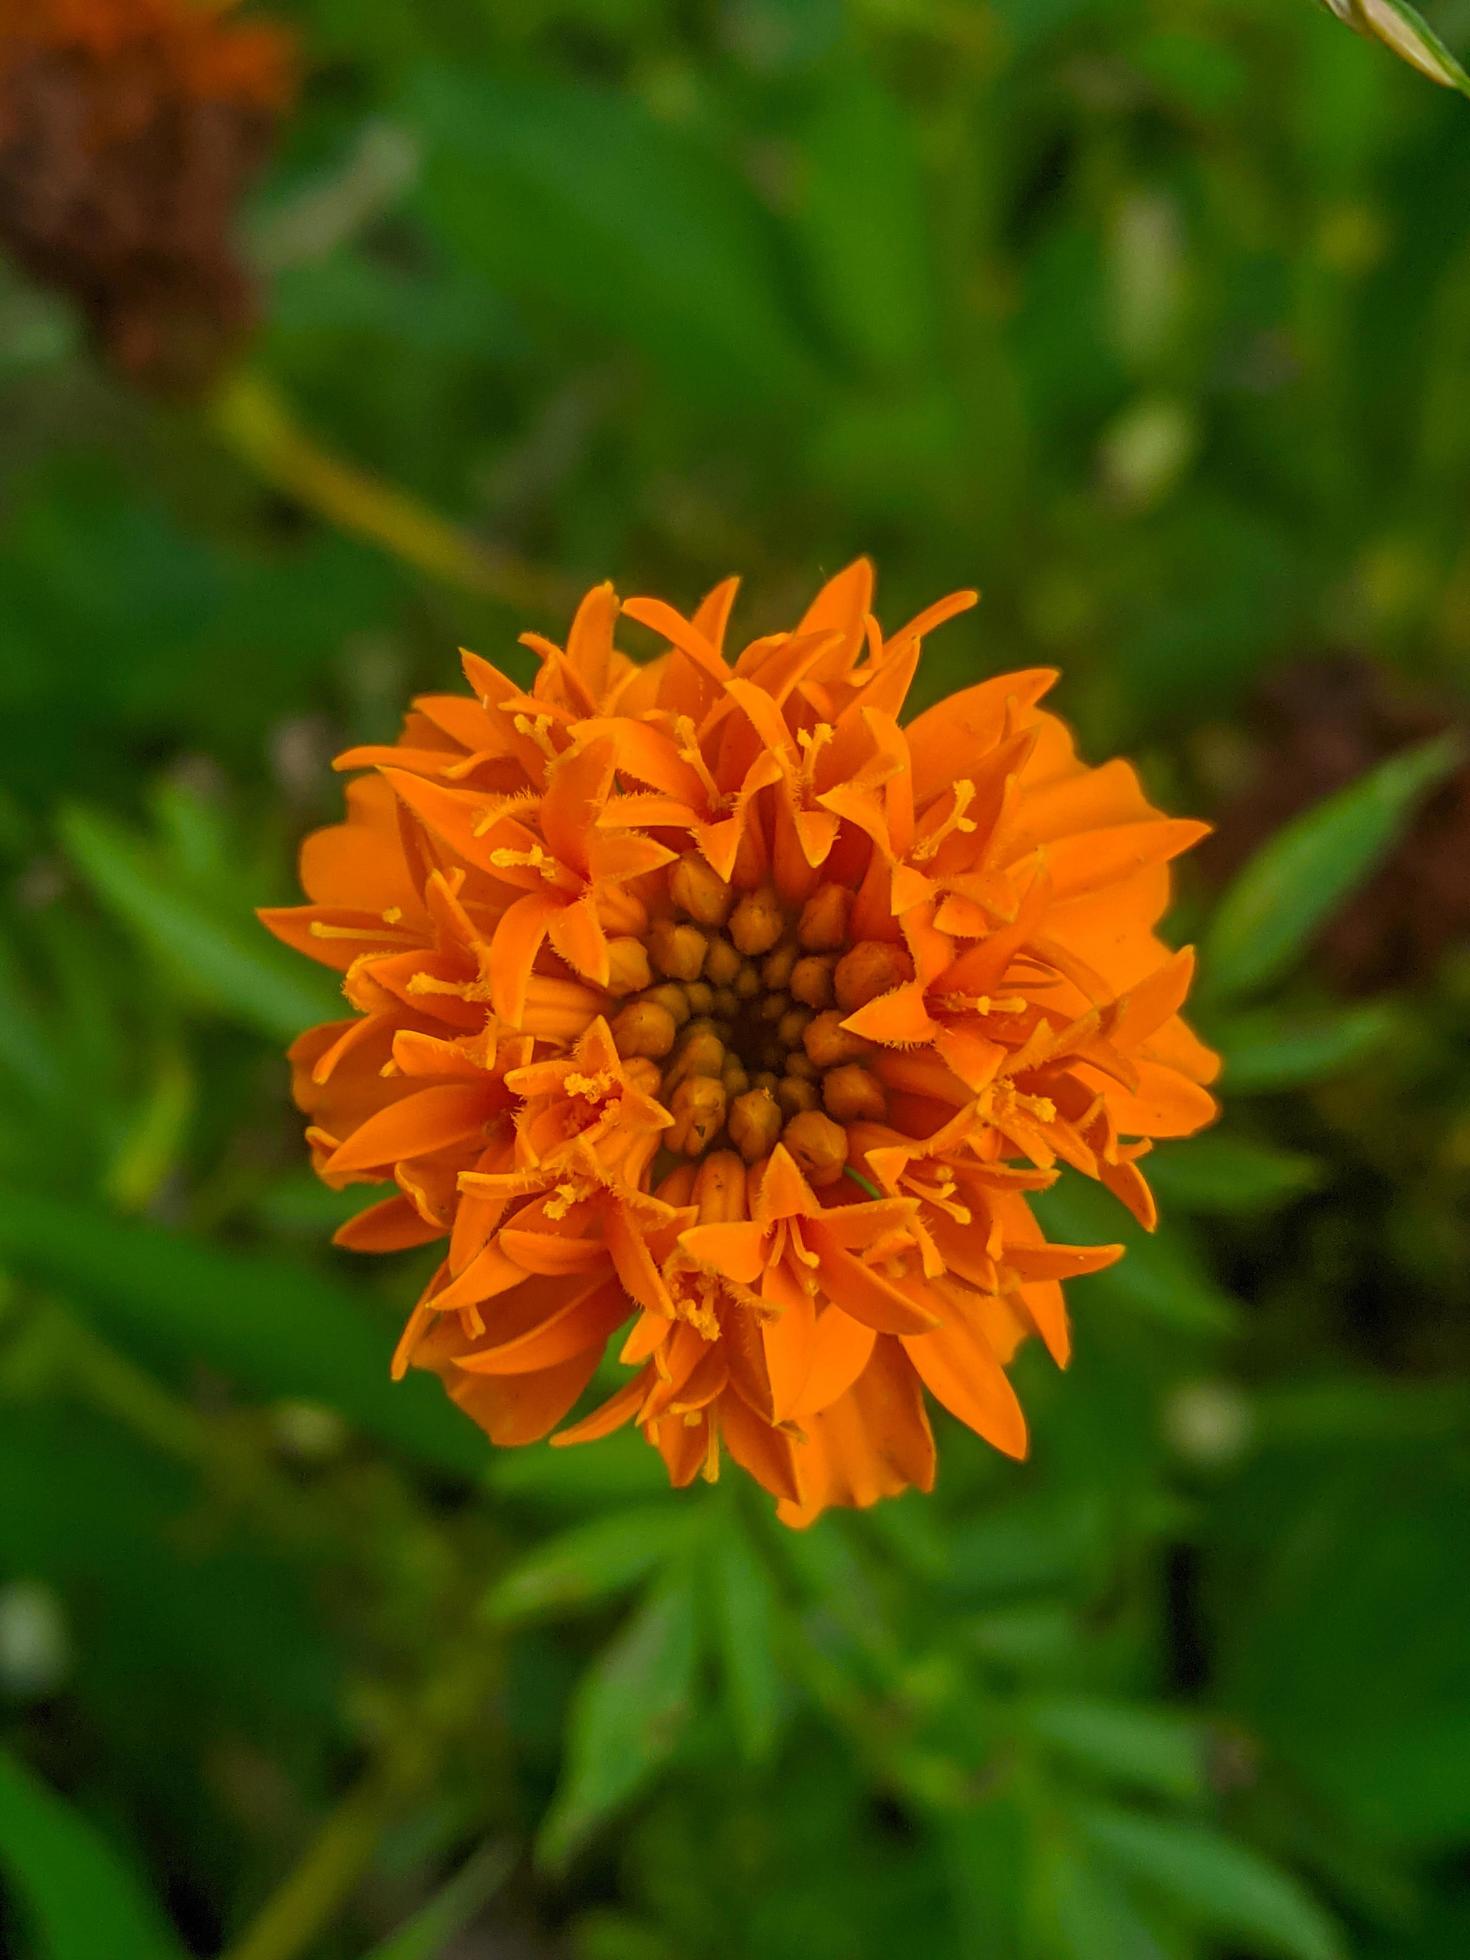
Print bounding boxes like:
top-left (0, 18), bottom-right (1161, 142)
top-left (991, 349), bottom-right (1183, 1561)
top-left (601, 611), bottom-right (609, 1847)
top-left (264, 564), bottom-right (1219, 1524)
top-left (0, 0), bottom-right (295, 389)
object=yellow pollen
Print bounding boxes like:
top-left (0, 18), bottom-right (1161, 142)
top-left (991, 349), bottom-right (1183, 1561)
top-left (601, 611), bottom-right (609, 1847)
top-left (904, 1165), bottom-right (974, 1225)
top-left (543, 1181), bottom-right (582, 1221)
top-left (511, 712), bottom-right (560, 761)
top-left (490, 842), bottom-right (552, 874)
top-left (405, 972), bottom-right (491, 1001)
top-left (868, 1228), bottom-right (916, 1265)
top-left (308, 921), bottom-right (409, 940)
top-left (381, 906), bottom-right (403, 925)
top-left (936, 991), bottom-right (1028, 1017)
top-left (796, 721), bottom-right (835, 788)
top-left (914, 780), bottom-right (979, 861)
top-left (674, 716), bottom-right (726, 810)
top-left (564, 1069), bottom-right (615, 1103)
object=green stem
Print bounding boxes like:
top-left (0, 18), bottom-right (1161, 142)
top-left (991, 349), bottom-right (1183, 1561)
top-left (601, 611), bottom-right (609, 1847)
top-left (218, 1740), bottom-right (429, 1960)
top-left (205, 369), bottom-right (563, 612)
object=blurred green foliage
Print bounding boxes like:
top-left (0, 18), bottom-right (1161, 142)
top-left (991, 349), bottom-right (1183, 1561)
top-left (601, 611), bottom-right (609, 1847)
top-left (3, 1), bottom-right (1470, 1955)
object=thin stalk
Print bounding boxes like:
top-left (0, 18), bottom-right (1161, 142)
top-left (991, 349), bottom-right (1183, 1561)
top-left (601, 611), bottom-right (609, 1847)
top-left (206, 369), bottom-right (562, 613)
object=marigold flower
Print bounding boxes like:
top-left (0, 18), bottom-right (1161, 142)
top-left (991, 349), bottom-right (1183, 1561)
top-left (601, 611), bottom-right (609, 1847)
top-left (0, 0), bottom-right (295, 390)
top-left (263, 564), bottom-right (1219, 1524)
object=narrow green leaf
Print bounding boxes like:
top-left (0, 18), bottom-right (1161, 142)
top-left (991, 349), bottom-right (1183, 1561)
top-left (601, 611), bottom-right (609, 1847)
top-left (1033, 1180), bottom-right (1239, 1335)
top-left (538, 1571), bottom-right (702, 1871)
top-left (1203, 733), bottom-right (1464, 1004)
top-left (1034, 1835), bottom-right (1170, 1960)
top-left (1026, 1697), bottom-right (1207, 1802)
top-left (1317, 0), bottom-right (1470, 96)
top-left (59, 804), bottom-right (334, 1040)
top-left (414, 70), bottom-right (816, 413)
top-left (707, 1516), bottom-right (783, 1762)
top-left (0, 1191), bottom-right (482, 1479)
top-left (361, 1840), bottom-right (513, 1960)
top-left (794, 61), bottom-right (936, 376)
top-left (1215, 1002), bottom-right (1398, 1093)
top-left (1080, 1803), bottom-right (1344, 1960)
top-left (483, 1507), bottom-right (695, 1626)
top-left (1145, 1134), bottom-right (1323, 1215)
top-left (0, 1748), bottom-right (186, 1960)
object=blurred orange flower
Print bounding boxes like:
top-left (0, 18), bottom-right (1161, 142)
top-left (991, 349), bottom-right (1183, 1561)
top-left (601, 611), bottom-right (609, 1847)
top-left (0, 0), bottom-right (295, 388)
top-left (264, 565), bottom-right (1218, 1523)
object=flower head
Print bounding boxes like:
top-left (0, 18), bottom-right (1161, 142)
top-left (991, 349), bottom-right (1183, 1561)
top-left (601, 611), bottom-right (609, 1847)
top-left (0, 0), bottom-right (295, 389)
top-left (264, 564), bottom-right (1219, 1523)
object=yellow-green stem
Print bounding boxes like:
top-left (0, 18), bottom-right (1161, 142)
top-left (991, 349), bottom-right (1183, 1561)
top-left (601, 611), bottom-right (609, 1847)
top-left (218, 1738), bottom-right (429, 1960)
top-left (206, 369), bottom-right (562, 612)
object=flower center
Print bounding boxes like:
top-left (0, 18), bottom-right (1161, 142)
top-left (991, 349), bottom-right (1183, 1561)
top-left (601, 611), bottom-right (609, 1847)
top-left (606, 857), bottom-right (914, 1184)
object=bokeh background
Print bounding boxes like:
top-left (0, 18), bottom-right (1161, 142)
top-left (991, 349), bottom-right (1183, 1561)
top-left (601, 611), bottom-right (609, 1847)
top-left (3, 2), bottom-right (1470, 1956)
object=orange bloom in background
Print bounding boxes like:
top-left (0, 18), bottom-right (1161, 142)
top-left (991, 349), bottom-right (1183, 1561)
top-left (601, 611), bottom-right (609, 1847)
top-left (0, 0), bottom-right (295, 389)
top-left (263, 564), bottom-right (1219, 1524)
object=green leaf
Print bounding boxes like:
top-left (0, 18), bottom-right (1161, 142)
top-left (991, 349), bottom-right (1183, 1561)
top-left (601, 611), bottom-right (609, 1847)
top-left (0, 1191), bottom-right (482, 1479)
top-left (706, 1515), bottom-right (783, 1763)
top-left (1316, 0), bottom-right (1470, 97)
top-left (0, 1748), bottom-right (186, 1960)
top-left (413, 70), bottom-right (816, 413)
top-left (793, 61), bottom-right (936, 377)
top-left (1079, 1804), bottom-right (1344, 1960)
top-left (538, 1570), bottom-right (702, 1871)
top-left (1214, 1002), bottom-right (1399, 1093)
top-left (362, 1840), bottom-right (513, 1960)
top-left (1034, 1834), bottom-right (1170, 1960)
top-left (59, 804), bottom-right (334, 1040)
top-left (483, 1507), bottom-right (696, 1626)
top-left (1145, 1134), bottom-right (1324, 1215)
top-left (1025, 1697), bottom-right (1207, 1801)
top-left (1033, 1180), bottom-right (1239, 1335)
top-left (1202, 733), bottom-right (1464, 1004)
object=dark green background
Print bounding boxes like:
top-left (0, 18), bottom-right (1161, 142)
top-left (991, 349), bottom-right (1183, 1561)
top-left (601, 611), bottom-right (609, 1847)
top-left (2, 2), bottom-right (1469, 1955)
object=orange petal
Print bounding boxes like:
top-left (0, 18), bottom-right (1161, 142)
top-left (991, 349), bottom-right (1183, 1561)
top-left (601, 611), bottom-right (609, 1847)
top-left (548, 890), bottom-right (610, 987)
top-left (455, 1278), bottom-right (629, 1376)
top-left (789, 1304), bottom-right (875, 1419)
top-left (541, 737), bottom-right (617, 871)
top-left (719, 1392), bottom-right (801, 1504)
top-left (849, 1338), bottom-right (936, 1494)
top-left (333, 1194), bottom-right (445, 1252)
top-left (489, 890), bottom-right (561, 1025)
top-left (325, 1083), bottom-right (495, 1175)
top-left (902, 1309), bottom-right (1028, 1457)
top-left (447, 1347), bottom-right (604, 1447)
top-left (552, 1370), bottom-right (650, 1446)
top-left (906, 670), bottom-right (1058, 806)
top-left (806, 1229), bottom-right (941, 1334)
top-left (678, 1221), bottom-right (768, 1286)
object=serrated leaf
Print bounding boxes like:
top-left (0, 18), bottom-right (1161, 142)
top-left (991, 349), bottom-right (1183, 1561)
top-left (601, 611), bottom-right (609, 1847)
top-left (538, 1570), bottom-right (701, 1871)
top-left (1215, 1002), bottom-right (1398, 1093)
top-left (0, 1191), bottom-right (481, 1478)
top-left (59, 804), bottom-right (334, 1040)
top-left (1080, 1804), bottom-right (1344, 1960)
top-left (1026, 1697), bottom-right (1207, 1801)
top-left (1202, 733), bottom-right (1464, 1004)
top-left (707, 1515), bottom-right (783, 1763)
top-left (0, 1749), bottom-right (186, 1960)
top-left (484, 1507), bottom-right (696, 1626)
